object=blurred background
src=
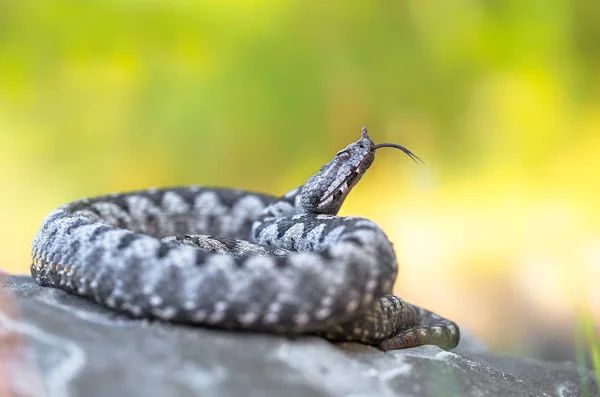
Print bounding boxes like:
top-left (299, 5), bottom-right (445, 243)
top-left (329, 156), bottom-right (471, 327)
top-left (0, 0), bottom-right (598, 362)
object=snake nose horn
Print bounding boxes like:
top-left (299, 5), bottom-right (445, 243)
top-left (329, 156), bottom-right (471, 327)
top-left (361, 126), bottom-right (369, 138)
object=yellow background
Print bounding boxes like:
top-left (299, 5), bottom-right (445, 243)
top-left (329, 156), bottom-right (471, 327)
top-left (1, 1), bottom-right (598, 360)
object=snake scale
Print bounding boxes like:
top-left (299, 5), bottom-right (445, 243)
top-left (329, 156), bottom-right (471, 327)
top-left (30, 127), bottom-right (459, 351)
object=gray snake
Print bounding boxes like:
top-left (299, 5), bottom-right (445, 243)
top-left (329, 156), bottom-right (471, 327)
top-left (30, 127), bottom-right (459, 351)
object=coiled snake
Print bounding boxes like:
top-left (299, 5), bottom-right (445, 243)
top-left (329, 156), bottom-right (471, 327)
top-left (31, 127), bottom-right (459, 351)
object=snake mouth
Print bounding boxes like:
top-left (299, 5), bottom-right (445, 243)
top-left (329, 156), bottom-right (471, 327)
top-left (317, 154), bottom-right (372, 210)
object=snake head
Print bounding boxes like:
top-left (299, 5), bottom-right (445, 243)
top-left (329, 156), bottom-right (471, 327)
top-left (297, 126), bottom-right (422, 215)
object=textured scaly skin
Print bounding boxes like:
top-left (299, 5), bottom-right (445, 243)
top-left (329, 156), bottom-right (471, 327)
top-left (30, 127), bottom-right (459, 350)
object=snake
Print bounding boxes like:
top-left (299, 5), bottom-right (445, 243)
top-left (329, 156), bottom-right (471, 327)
top-left (30, 127), bottom-right (459, 351)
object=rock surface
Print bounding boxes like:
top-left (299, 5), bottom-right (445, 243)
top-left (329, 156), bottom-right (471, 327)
top-left (0, 275), bottom-right (597, 397)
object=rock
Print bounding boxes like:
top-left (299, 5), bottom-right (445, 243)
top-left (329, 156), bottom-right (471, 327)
top-left (0, 275), bottom-right (597, 397)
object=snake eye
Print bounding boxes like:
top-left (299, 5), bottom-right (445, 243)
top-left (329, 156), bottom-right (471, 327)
top-left (336, 149), bottom-right (350, 160)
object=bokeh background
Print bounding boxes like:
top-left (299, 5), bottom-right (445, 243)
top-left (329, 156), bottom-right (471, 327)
top-left (1, 0), bottom-right (598, 362)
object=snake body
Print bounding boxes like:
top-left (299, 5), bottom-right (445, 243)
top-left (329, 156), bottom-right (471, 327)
top-left (30, 127), bottom-right (459, 350)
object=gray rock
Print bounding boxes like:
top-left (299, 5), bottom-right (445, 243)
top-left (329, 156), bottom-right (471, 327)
top-left (0, 275), bottom-right (597, 397)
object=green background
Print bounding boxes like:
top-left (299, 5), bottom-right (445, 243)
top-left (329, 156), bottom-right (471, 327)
top-left (1, 0), bottom-right (599, 360)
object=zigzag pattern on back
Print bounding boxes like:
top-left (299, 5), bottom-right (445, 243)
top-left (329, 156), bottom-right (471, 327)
top-left (31, 127), bottom-right (459, 351)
